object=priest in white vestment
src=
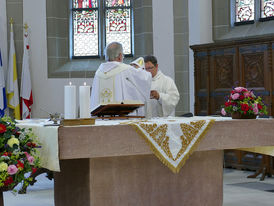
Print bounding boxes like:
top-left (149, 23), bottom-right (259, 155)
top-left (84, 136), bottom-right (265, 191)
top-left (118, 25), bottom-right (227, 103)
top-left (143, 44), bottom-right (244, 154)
top-left (90, 42), bottom-right (152, 116)
top-left (144, 55), bottom-right (180, 117)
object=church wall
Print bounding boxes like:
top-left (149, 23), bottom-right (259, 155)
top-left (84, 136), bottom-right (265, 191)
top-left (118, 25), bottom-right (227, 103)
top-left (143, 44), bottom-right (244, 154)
top-left (173, 0), bottom-right (189, 115)
top-left (0, 0), bottom-right (8, 80)
top-left (152, 0), bottom-right (175, 79)
top-left (212, 0), bottom-right (274, 41)
top-left (46, 0), bottom-right (153, 78)
top-left (23, 0), bottom-right (91, 118)
top-left (6, 0), bottom-right (23, 83)
top-left (2, 0), bottom-right (155, 118)
top-left (189, 0), bottom-right (213, 114)
top-left (4, 0), bottom-right (202, 118)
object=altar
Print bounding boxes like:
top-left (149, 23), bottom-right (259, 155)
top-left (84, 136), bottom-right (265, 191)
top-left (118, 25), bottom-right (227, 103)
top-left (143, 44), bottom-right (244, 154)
top-left (51, 117), bottom-right (274, 206)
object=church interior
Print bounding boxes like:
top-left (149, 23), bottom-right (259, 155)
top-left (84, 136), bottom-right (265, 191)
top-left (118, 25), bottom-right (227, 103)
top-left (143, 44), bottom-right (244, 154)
top-left (1, 0), bottom-right (274, 205)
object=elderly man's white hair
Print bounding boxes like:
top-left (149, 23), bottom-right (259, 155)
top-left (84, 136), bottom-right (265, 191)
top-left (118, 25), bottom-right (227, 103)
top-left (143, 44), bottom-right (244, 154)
top-left (105, 42), bottom-right (123, 61)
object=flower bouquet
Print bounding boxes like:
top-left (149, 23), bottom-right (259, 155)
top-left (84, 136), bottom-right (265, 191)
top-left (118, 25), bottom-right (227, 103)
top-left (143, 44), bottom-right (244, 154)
top-left (0, 116), bottom-right (40, 193)
top-left (221, 87), bottom-right (268, 119)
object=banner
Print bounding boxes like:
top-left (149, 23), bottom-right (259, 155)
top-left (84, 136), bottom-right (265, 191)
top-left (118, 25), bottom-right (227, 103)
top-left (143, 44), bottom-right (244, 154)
top-left (7, 23), bottom-right (21, 120)
top-left (0, 49), bottom-right (7, 117)
top-left (0, 1), bottom-right (8, 117)
top-left (20, 28), bottom-right (33, 119)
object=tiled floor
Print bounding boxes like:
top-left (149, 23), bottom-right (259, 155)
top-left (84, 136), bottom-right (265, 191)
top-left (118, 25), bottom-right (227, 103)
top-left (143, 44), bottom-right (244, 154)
top-left (3, 174), bottom-right (54, 206)
top-left (223, 169), bottom-right (274, 206)
top-left (3, 169), bottom-right (274, 206)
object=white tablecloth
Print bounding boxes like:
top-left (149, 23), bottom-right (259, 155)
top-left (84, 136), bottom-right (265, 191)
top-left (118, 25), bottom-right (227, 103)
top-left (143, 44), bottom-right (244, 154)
top-left (17, 119), bottom-right (60, 172)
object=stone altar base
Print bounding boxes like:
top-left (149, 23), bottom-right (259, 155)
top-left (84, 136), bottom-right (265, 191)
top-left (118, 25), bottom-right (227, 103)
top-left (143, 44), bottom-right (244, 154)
top-left (54, 150), bottom-right (223, 206)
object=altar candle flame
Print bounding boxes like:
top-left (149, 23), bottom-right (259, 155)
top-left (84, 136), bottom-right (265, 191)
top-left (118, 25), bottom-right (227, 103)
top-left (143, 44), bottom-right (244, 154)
top-left (69, 82), bottom-right (72, 86)
top-left (84, 82), bottom-right (86, 86)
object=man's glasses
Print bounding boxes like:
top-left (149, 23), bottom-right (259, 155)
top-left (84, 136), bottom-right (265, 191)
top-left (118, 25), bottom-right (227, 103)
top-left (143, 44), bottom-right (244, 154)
top-left (145, 66), bottom-right (155, 70)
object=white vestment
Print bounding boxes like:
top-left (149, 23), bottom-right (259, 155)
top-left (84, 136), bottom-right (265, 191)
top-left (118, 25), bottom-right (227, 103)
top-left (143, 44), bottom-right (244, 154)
top-left (147, 70), bottom-right (180, 117)
top-left (90, 61), bottom-right (152, 116)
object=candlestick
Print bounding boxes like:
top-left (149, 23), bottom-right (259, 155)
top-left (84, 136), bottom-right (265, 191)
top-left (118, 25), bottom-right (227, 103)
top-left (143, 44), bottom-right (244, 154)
top-left (79, 83), bottom-right (91, 118)
top-left (64, 83), bottom-right (76, 119)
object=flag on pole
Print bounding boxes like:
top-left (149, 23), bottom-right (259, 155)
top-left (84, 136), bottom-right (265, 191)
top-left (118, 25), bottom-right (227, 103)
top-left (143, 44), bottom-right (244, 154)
top-left (7, 22), bottom-right (21, 120)
top-left (0, 49), bottom-right (7, 117)
top-left (20, 26), bottom-right (33, 119)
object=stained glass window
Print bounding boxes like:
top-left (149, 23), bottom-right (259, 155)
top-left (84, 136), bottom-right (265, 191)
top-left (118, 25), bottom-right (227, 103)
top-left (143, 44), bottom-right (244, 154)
top-left (235, 0), bottom-right (255, 22)
top-left (105, 9), bottom-right (132, 54)
top-left (105, 0), bottom-right (130, 7)
top-left (73, 0), bottom-right (98, 8)
top-left (73, 10), bottom-right (98, 56)
top-left (261, 0), bottom-right (274, 18)
top-left (72, 0), bottom-right (133, 58)
top-left (72, 0), bottom-right (99, 56)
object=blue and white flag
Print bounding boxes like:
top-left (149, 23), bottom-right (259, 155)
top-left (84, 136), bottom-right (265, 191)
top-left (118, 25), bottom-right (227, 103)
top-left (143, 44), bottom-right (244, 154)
top-left (0, 49), bottom-right (7, 117)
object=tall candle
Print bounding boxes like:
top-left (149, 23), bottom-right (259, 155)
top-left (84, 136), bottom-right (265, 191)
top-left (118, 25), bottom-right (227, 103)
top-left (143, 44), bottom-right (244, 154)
top-left (79, 82), bottom-right (91, 118)
top-left (64, 82), bottom-right (76, 119)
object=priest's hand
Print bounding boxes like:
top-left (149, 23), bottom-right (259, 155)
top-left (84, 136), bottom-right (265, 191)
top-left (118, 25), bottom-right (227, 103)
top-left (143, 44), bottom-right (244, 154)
top-left (150, 90), bottom-right (159, 100)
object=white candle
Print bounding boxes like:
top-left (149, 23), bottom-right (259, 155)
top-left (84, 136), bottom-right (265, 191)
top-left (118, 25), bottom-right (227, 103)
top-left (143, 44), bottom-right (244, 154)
top-left (79, 82), bottom-right (91, 118)
top-left (64, 82), bottom-right (77, 119)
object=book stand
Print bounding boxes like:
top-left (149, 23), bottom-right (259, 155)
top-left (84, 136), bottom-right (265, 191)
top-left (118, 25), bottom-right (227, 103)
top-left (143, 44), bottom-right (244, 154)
top-left (91, 103), bottom-right (145, 119)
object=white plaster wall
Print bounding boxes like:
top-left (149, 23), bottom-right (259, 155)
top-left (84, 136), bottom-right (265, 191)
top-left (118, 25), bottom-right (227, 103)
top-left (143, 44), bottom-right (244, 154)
top-left (152, 0), bottom-right (175, 79)
top-left (23, 0), bottom-right (91, 118)
top-left (0, 0), bottom-right (8, 77)
top-left (189, 0), bottom-right (213, 114)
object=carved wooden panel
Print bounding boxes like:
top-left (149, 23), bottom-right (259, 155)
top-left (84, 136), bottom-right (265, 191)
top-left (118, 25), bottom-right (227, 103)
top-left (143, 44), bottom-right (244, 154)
top-left (242, 53), bottom-right (264, 88)
top-left (214, 56), bottom-right (234, 89)
top-left (198, 97), bottom-right (208, 114)
top-left (196, 57), bottom-right (208, 89)
top-left (195, 53), bottom-right (209, 115)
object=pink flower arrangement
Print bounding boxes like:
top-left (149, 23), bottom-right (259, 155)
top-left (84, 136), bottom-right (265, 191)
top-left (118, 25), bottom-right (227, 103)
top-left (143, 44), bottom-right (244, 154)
top-left (0, 116), bottom-right (41, 192)
top-left (27, 155), bottom-right (35, 165)
top-left (221, 87), bottom-right (268, 117)
top-left (7, 165), bottom-right (18, 175)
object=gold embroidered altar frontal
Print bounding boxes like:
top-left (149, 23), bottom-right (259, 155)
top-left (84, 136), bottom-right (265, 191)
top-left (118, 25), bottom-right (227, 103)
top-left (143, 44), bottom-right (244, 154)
top-left (125, 118), bottom-right (215, 173)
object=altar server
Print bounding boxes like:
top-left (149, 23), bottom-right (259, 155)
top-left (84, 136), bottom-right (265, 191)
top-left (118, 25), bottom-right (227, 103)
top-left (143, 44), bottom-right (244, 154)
top-left (144, 55), bottom-right (180, 117)
top-left (90, 42), bottom-right (151, 116)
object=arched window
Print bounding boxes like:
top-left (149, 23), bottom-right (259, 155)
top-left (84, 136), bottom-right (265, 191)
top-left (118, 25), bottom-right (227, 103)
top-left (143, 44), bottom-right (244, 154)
top-left (72, 0), bottom-right (133, 58)
top-left (235, 0), bottom-right (255, 23)
top-left (260, 0), bottom-right (274, 18)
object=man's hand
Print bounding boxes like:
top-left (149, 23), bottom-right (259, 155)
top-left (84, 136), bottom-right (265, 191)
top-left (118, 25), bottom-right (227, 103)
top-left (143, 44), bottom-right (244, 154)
top-left (150, 90), bottom-right (159, 100)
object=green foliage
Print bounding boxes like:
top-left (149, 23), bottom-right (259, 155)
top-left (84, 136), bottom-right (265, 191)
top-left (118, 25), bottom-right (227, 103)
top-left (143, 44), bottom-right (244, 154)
top-left (0, 116), bottom-right (41, 192)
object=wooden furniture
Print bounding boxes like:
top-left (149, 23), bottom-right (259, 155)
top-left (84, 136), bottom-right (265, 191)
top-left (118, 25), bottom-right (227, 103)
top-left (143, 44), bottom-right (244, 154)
top-left (54, 119), bottom-right (274, 206)
top-left (224, 150), bottom-right (263, 170)
top-left (60, 118), bottom-right (95, 126)
top-left (190, 36), bottom-right (274, 116)
top-left (91, 103), bottom-right (144, 117)
top-left (247, 155), bottom-right (274, 181)
top-left (190, 35), bottom-right (274, 175)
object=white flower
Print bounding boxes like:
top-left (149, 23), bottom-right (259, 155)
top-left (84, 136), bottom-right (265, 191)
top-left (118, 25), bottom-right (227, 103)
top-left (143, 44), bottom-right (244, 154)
top-left (233, 106), bottom-right (238, 111)
top-left (18, 133), bottom-right (26, 141)
top-left (7, 137), bottom-right (20, 148)
top-left (0, 162), bottom-right (8, 172)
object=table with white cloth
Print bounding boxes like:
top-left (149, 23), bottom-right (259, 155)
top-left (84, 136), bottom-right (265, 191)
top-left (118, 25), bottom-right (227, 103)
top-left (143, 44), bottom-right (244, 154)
top-left (18, 117), bottom-right (274, 206)
top-left (17, 119), bottom-right (60, 171)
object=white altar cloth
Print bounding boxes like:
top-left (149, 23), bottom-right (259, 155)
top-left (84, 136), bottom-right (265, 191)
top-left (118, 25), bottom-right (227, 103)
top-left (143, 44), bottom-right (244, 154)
top-left (17, 119), bottom-right (60, 171)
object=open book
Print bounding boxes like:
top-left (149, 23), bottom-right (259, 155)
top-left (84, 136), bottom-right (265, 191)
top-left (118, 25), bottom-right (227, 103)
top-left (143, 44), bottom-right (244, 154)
top-left (91, 100), bottom-right (144, 117)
